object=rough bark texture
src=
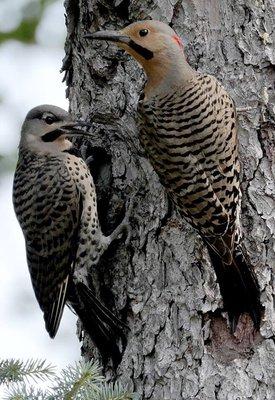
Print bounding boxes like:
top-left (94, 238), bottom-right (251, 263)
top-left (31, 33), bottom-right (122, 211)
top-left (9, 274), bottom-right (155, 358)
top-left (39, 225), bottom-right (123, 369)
top-left (63, 0), bottom-right (275, 398)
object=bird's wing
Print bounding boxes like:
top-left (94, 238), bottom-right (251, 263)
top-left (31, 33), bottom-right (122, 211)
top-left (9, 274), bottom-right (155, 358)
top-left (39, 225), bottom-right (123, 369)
top-left (22, 158), bottom-right (81, 337)
top-left (137, 76), bottom-right (241, 260)
top-left (200, 76), bottom-right (241, 224)
top-left (137, 99), bottom-right (229, 238)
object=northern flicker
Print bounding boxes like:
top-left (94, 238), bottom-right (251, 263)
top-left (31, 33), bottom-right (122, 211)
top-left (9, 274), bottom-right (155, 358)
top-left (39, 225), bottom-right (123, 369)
top-left (13, 105), bottom-right (131, 361)
top-left (85, 20), bottom-right (262, 331)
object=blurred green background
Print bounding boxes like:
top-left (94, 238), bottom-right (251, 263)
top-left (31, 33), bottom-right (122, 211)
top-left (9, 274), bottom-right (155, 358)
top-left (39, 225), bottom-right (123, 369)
top-left (0, 0), bottom-right (79, 387)
top-left (0, 0), bottom-right (55, 44)
top-left (0, 0), bottom-right (67, 172)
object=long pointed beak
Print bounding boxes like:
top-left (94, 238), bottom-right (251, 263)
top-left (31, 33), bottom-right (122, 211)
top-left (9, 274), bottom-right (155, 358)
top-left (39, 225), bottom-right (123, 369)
top-left (42, 121), bottom-right (92, 143)
top-left (59, 121), bottom-right (92, 137)
top-left (84, 30), bottom-right (154, 60)
top-left (84, 30), bottom-right (130, 45)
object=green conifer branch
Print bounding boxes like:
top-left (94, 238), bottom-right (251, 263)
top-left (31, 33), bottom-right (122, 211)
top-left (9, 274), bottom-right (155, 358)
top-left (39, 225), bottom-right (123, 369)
top-left (3, 382), bottom-right (50, 400)
top-left (52, 360), bottom-right (104, 399)
top-left (0, 359), bottom-right (55, 385)
top-left (97, 382), bottom-right (136, 400)
top-left (0, 358), bottom-right (138, 400)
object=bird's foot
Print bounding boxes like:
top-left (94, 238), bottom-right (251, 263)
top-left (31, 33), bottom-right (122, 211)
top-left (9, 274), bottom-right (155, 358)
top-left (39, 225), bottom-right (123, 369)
top-left (80, 143), bottom-right (95, 166)
top-left (107, 194), bottom-right (135, 246)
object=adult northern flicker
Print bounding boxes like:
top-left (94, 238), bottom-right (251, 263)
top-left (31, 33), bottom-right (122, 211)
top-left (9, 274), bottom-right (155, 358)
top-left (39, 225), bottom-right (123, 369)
top-left (85, 20), bottom-right (262, 331)
top-left (13, 105), bottom-right (131, 361)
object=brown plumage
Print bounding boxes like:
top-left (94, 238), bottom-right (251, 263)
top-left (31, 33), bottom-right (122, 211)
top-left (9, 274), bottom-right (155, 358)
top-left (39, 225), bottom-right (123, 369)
top-left (13, 105), bottom-right (130, 362)
top-left (85, 20), bottom-right (262, 331)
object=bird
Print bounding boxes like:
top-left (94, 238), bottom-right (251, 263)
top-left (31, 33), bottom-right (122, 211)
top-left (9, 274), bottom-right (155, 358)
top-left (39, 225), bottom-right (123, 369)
top-left (13, 104), bottom-right (131, 362)
top-left (84, 20), bottom-right (262, 331)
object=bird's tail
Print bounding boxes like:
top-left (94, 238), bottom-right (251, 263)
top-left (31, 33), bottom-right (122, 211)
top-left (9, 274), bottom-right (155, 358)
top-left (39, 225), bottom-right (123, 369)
top-left (69, 281), bottom-right (127, 365)
top-left (206, 244), bottom-right (262, 332)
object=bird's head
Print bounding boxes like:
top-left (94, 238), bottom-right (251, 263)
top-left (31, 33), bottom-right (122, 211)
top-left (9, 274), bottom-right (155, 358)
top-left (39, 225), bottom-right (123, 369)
top-left (85, 20), bottom-right (194, 95)
top-left (20, 105), bottom-right (91, 154)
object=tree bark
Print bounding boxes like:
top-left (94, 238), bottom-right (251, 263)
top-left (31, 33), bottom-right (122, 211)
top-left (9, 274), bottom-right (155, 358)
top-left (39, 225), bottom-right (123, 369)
top-left (63, 0), bottom-right (275, 398)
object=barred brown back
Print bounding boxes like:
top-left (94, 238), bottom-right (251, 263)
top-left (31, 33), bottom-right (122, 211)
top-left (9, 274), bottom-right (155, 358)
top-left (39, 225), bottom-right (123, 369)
top-left (138, 73), bottom-right (262, 329)
top-left (139, 74), bottom-right (240, 239)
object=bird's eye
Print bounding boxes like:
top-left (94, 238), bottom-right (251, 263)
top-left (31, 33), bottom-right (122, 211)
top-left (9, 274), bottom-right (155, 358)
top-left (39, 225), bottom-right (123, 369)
top-left (44, 116), bottom-right (55, 125)
top-left (139, 29), bottom-right (149, 37)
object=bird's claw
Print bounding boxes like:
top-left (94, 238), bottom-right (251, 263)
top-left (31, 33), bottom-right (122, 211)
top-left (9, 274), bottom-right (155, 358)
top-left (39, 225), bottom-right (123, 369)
top-left (80, 143), bottom-right (88, 161)
top-left (108, 192), bottom-right (136, 246)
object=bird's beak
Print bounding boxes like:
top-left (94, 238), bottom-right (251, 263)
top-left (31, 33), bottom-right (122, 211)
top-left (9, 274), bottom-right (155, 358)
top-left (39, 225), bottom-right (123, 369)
top-left (59, 121), bottom-right (92, 137)
top-left (84, 29), bottom-right (154, 61)
top-left (42, 121), bottom-right (92, 143)
top-left (84, 30), bottom-right (130, 45)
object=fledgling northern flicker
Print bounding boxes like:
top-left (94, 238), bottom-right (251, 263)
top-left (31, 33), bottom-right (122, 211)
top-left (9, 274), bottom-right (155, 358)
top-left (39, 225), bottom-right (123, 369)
top-left (13, 105), bottom-right (131, 361)
top-left (85, 20), bottom-right (262, 331)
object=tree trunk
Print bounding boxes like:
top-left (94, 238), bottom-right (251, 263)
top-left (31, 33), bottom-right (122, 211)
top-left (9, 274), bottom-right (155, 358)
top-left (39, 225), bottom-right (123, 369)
top-left (63, 0), bottom-right (275, 398)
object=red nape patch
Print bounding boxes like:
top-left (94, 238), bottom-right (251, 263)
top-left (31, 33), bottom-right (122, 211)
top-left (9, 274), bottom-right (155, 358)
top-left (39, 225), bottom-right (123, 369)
top-left (172, 34), bottom-right (184, 49)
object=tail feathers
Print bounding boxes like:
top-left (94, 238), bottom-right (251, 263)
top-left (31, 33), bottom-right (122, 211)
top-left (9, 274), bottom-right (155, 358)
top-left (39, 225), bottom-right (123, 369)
top-left (69, 282), bottom-right (127, 365)
top-left (44, 277), bottom-right (69, 339)
top-left (207, 245), bottom-right (262, 332)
